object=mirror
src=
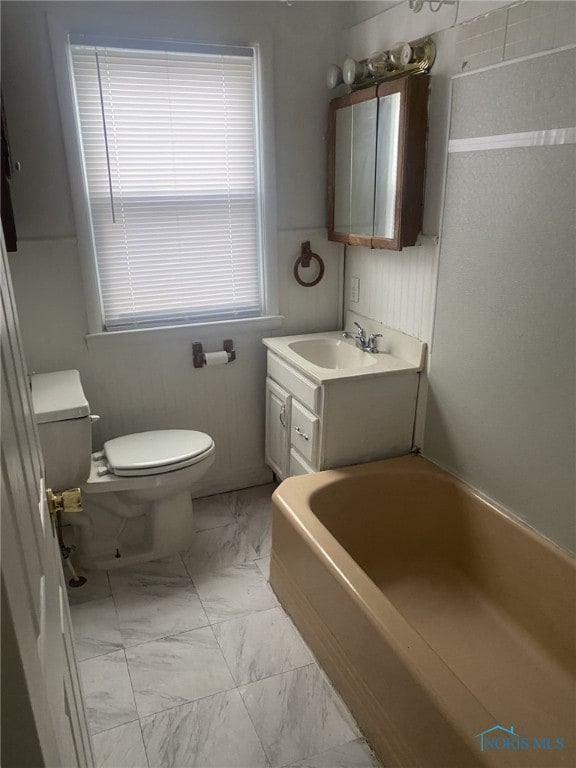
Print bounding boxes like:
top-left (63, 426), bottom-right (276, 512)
top-left (333, 88), bottom-right (377, 238)
top-left (374, 91), bottom-right (401, 240)
top-left (328, 75), bottom-right (430, 251)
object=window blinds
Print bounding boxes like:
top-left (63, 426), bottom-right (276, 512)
top-left (70, 39), bottom-right (261, 330)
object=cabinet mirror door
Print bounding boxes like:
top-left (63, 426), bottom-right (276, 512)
top-left (329, 86), bottom-right (377, 247)
top-left (374, 90), bottom-right (401, 241)
top-left (333, 99), bottom-right (377, 237)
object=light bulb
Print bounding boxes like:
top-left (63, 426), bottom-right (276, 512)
top-left (367, 51), bottom-right (390, 77)
top-left (326, 64), bottom-right (343, 89)
top-left (342, 57), bottom-right (368, 86)
top-left (389, 43), bottom-right (413, 68)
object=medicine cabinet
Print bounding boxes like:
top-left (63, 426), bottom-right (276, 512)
top-left (328, 75), bottom-right (430, 251)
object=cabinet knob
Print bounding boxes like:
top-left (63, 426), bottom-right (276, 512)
top-left (294, 425), bottom-right (309, 441)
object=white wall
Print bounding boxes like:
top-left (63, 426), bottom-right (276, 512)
top-left (2, 1), bottom-right (347, 495)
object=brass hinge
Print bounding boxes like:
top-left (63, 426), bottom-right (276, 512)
top-left (46, 488), bottom-right (83, 515)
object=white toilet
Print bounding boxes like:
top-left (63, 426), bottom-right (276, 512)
top-left (30, 369), bottom-right (215, 570)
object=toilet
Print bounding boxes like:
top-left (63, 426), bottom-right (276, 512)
top-left (30, 369), bottom-right (215, 570)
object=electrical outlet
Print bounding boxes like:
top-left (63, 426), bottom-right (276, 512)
top-left (350, 276), bottom-right (360, 303)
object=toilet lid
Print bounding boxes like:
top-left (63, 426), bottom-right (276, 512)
top-left (104, 430), bottom-right (214, 475)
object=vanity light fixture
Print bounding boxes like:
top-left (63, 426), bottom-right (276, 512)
top-left (409, 0), bottom-right (455, 12)
top-left (327, 36), bottom-right (436, 90)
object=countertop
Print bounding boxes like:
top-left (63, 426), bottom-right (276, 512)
top-left (263, 330), bottom-right (424, 385)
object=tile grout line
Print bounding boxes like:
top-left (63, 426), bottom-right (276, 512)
top-left (79, 549), bottom-right (274, 657)
top-left (120, 639), bottom-right (156, 768)
top-left (135, 717), bottom-right (152, 768)
top-left (136, 681), bottom-right (238, 726)
top-left (201, 617), bottom-right (274, 765)
top-left (108, 550), bottom-right (210, 649)
top-left (89, 716), bottom-right (140, 738)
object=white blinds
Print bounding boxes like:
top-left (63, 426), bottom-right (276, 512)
top-left (70, 39), bottom-right (261, 330)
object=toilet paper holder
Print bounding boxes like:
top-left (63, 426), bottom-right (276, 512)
top-left (193, 339), bottom-right (236, 368)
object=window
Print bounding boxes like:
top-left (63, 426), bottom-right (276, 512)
top-left (69, 36), bottom-right (264, 330)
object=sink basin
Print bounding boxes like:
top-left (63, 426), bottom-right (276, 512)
top-left (287, 338), bottom-right (378, 370)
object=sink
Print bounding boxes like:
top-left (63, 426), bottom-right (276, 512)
top-left (287, 338), bottom-right (378, 370)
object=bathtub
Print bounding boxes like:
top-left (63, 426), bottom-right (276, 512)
top-left (270, 455), bottom-right (575, 768)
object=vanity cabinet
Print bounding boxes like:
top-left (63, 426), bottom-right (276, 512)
top-left (264, 349), bottom-right (420, 481)
top-left (328, 74), bottom-right (430, 251)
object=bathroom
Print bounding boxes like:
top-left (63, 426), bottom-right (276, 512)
top-left (1, 1), bottom-right (574, 767)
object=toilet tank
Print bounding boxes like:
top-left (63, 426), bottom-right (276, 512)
top-left (30, 370), bottom-right (92, 491)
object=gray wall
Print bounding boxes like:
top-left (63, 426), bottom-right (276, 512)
top-left (425, 48), bottom-right (576, 553)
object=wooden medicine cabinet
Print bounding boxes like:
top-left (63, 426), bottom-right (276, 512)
top-left (328, 75), bottom-right (430, 251)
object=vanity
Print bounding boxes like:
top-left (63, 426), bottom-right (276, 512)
top-left (263, 314), bottom-right (426, 479)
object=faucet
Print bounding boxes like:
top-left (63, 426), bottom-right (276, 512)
top-left (342, 322), bottom-right (382, 353)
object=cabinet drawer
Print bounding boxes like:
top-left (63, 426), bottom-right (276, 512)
top-left (267, 353), bottom-right (321, 414)
top-left (290, 399), bottom-right (319, 466)
top-left (289, 448), bottom-right (315, 477)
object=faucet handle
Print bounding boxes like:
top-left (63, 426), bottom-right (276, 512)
top-left (368, 333), bottom-right (382, 351)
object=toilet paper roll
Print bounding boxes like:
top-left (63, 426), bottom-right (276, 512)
top-left (204, 350), bottom-right (230, 367)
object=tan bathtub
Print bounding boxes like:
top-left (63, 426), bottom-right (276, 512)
top-left (271, 455), bottom-right (575, 768)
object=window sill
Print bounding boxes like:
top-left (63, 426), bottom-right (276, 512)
top-left (85, 314), bottom-right (285, 349)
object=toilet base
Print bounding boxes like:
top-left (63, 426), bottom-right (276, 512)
top-left (66, 491), bottom-right (195, 571)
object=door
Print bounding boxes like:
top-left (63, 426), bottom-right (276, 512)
top-left (265, 377), bottom-right (291, 480)
top-left (1, 235), bottom-right (94, 767)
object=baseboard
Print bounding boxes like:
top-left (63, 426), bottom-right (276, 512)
top-left (191, 464), bottom-right (274, 499)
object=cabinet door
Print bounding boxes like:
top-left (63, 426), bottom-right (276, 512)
top-left (265, 378), bottom-right (291, 480)
top-left (328, 85), bottom-right (377, 248)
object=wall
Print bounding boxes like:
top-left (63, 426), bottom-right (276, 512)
top-left (342, 1), bottom-right (575, 552)
top-left (341, 0), bottom-right (575, 344)
top-left (2, 0), bottom-right (346, 495)
top-left (425, 47), bottom-right (576, 553)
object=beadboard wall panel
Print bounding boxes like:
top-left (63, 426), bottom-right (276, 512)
top-left (344, 241), bottom-right (438, 343)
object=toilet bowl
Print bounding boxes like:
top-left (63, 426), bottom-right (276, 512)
top-left (30, 370), bottom-right (215, 570)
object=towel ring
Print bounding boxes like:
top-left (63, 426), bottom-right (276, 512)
top-left (294, 241), bottom-right (325, 287)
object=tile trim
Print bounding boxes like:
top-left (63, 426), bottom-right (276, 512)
top-left (449, 126), bottom-right (576, 153)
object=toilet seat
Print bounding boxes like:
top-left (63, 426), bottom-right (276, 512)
top-left (104, 430), bottom-right (214, 477)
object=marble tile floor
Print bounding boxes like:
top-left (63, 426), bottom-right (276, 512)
top-left (69, 483), bottom-right (381, 768)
